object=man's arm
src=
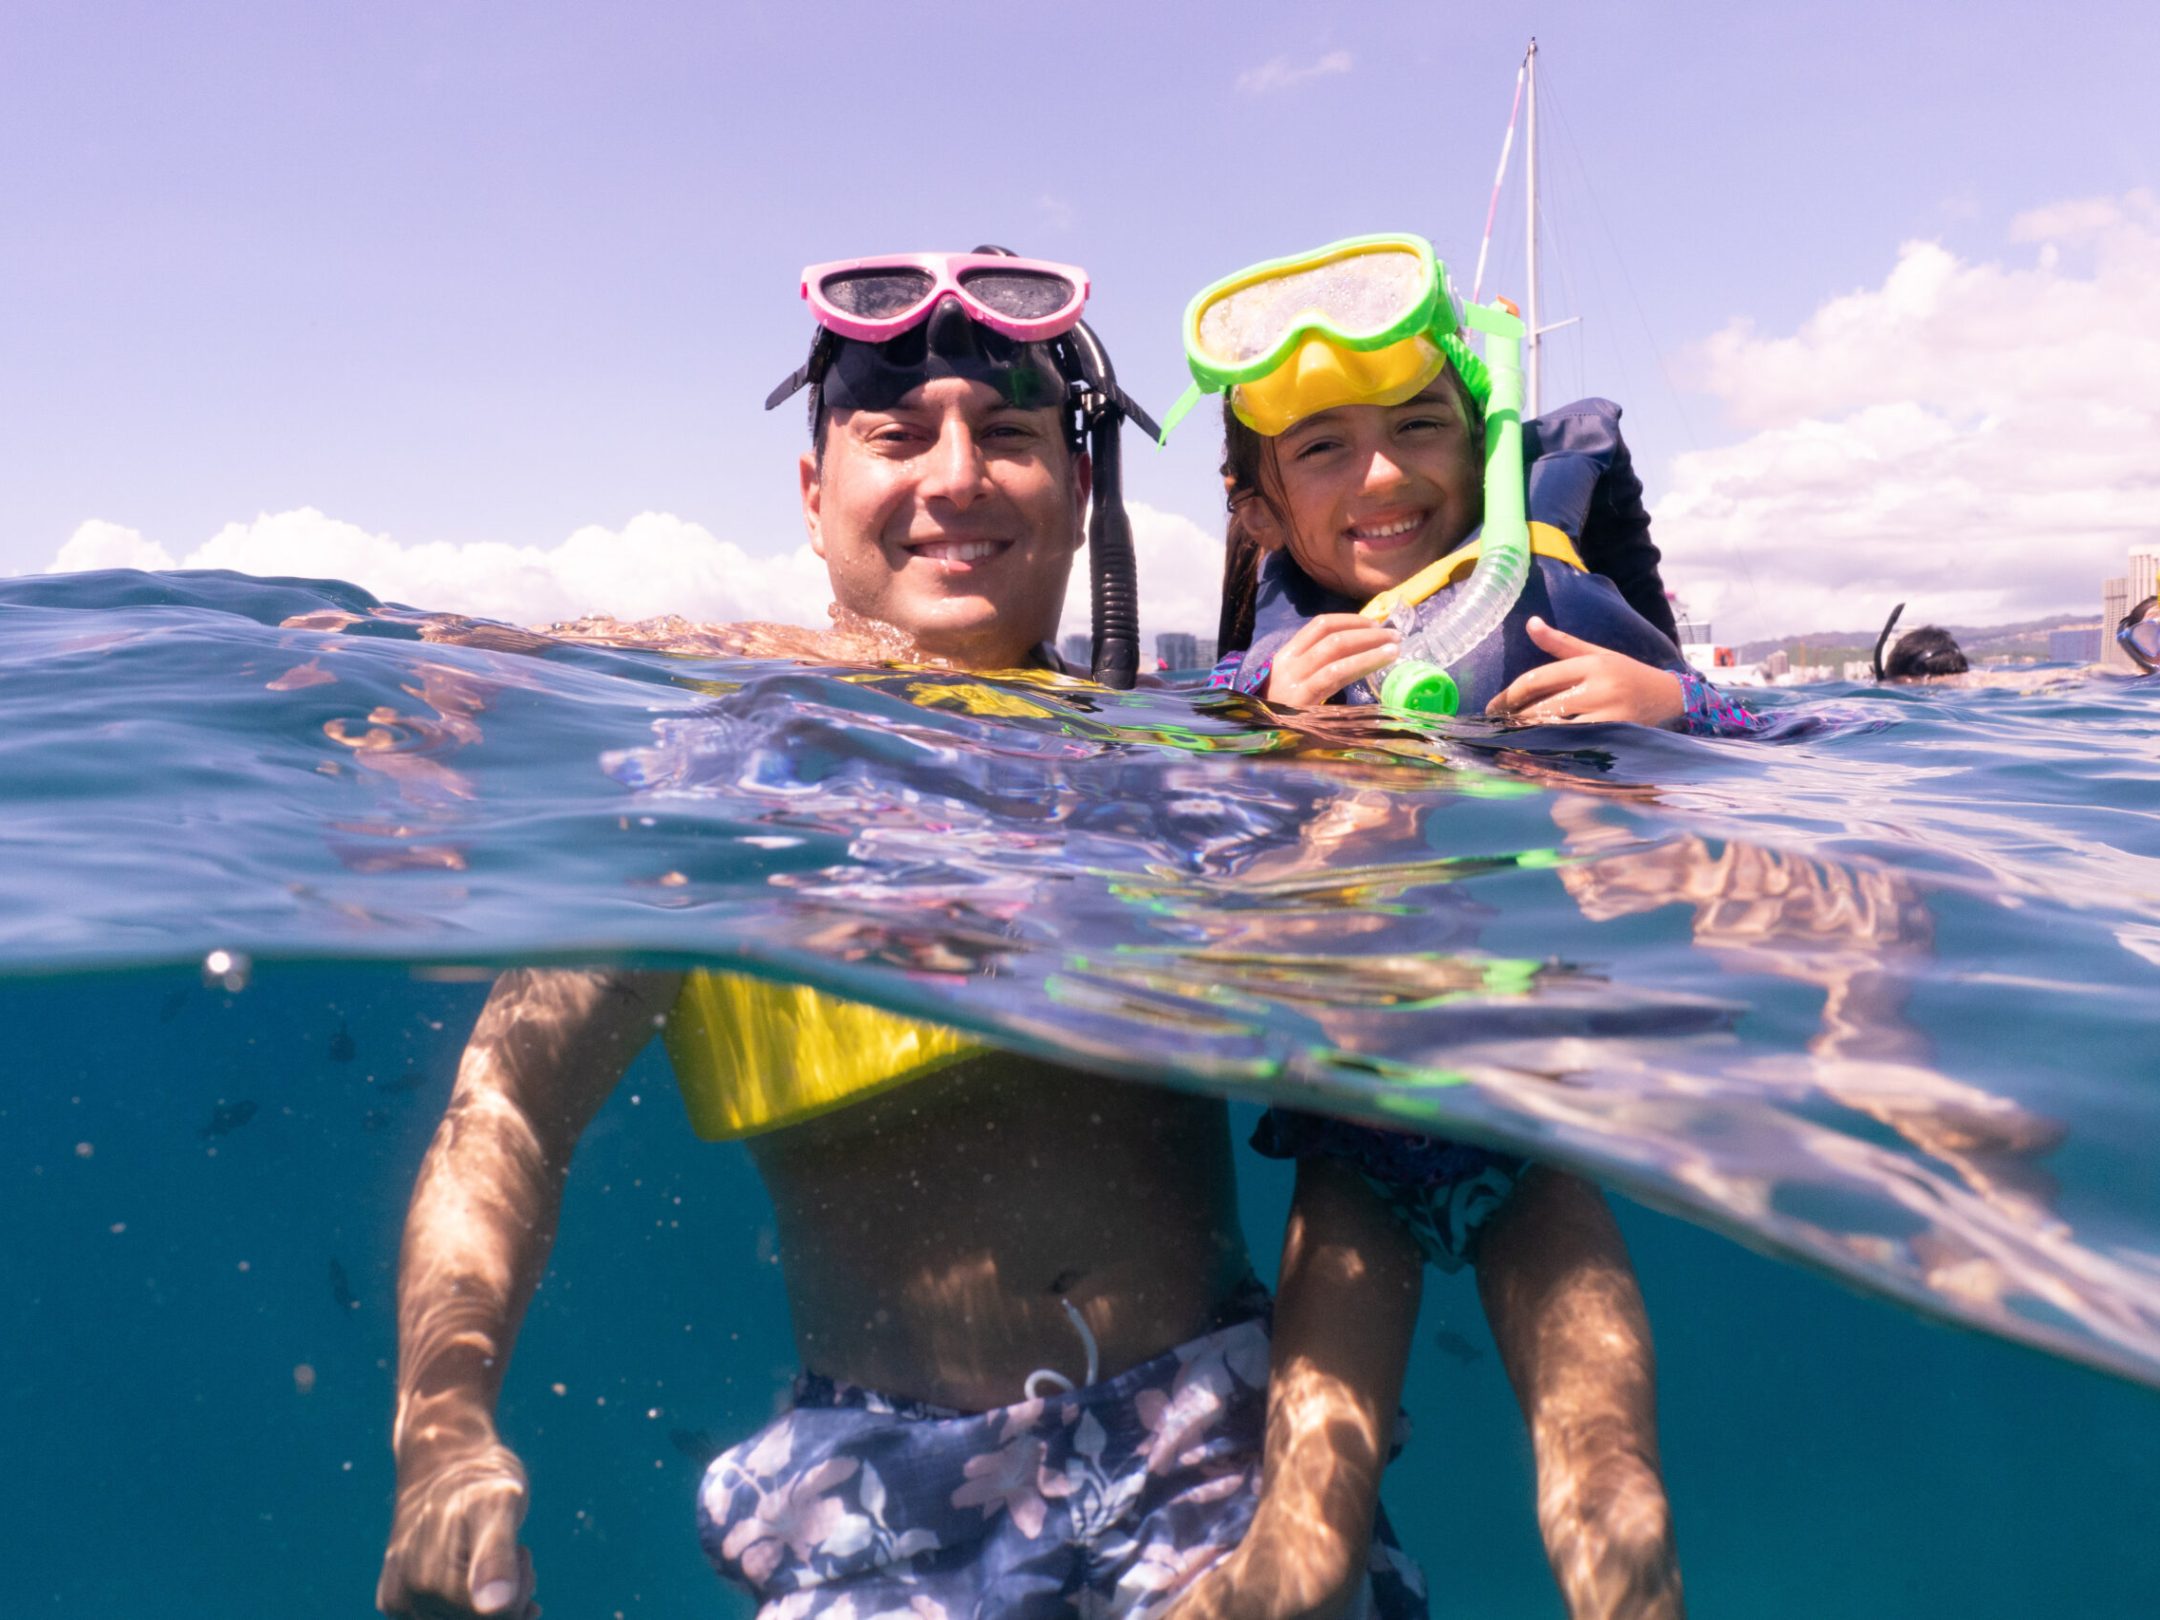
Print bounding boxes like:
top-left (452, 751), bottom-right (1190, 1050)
top-left (377, 967), bottom-right (679, 1618)
top-left (1171, 1156), bottom-right (1423, 1620)
top-left (1477, 1166), bottom-right (1685, 1620)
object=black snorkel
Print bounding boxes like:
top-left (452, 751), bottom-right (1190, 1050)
top-left (1054, 315), bottom-right (1159, 690)
top-left (1871, 602), bottom-right (1906, 683)
top-left (766, 245), bottom-right (1159, 692)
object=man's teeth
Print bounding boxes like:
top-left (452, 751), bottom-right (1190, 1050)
top-left (1349, 517), bottom-right (1421, 540)
top-left (916, 540), bottom-right (1002, 563)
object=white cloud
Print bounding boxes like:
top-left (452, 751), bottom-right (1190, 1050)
top-left (1034, 192), bottom-right (1076, 233)
top-left (42, 498), bottom-right (1227, 648)
top-left (1235, 49), bottom-right (1352, 96)
top-left (1057, 501), bottom-right (1225, 655)
top-left (1658, 190), bottom-right (2160, 641)
top-left (46, 508), bottom-right (840, 629)
top-left (51, 518), bottom-right (181, 573)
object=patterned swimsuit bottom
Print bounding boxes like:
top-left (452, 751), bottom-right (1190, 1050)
top-left (697, 1297), bottom-right (1430, 1620)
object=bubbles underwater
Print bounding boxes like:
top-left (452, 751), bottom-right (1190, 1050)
top-left (3, 570), bottom-right (2158, 1615)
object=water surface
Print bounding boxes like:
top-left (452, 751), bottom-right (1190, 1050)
top-left (3, 569), bottom-right (2156, 1614)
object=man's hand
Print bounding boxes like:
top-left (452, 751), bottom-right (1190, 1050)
top-left (1485, 619), bottom-right (1685, 728)
top-left (1263, 614), bottom-right (1401, 709)
top-left (376, 968), bottom-right (674, 1618)
top-left (377, 1430), bottom-right (537, 1618)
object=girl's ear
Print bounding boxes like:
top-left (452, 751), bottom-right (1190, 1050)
top-left (1237, 492), bottom-right (1287, 551)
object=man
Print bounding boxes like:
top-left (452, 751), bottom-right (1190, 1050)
top-left (376, 250), bottom-right (1683, 1620)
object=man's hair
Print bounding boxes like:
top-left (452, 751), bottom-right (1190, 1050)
top-left (1214, 363), bottom-right (1485, 654)
top-left (1884, 625), bottom-right (1969, 678)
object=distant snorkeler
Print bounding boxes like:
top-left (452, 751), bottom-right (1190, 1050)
top-left (1873, 604), bottom-right (1970, 681)
top-left (1872, 602), bottom-right (2144, 690)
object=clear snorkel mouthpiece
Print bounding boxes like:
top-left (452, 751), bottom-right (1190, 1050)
top-left (1370, 297), bottom-right (1531, 716)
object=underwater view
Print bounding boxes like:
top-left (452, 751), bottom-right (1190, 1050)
top-left (4, 568), bottom-right (2157, 1615)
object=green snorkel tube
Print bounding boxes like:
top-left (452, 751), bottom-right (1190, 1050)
top-left (1371, 298), bottom-right (1530, 716)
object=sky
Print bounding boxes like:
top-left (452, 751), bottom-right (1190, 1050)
top-left (6, 0), bottom-right (2159, 647)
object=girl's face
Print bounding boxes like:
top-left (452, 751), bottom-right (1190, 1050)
top-left (1254, 383), bottom-right (1483, 603)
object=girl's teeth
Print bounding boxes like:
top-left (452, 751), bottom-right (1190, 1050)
top-left (1351, 517), bottom-right (1420, 540)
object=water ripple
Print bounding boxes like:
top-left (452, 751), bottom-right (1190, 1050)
top-left (5, 568), bottom-right (2159, 1386)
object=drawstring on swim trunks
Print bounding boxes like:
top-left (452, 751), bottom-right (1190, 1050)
top-left (1022, 1297), bottom-right (1100, 1400)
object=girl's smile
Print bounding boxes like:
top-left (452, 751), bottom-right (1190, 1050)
top-left (1255, 381), bottom-right (1484, 603)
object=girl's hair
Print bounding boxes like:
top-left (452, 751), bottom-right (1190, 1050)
top-left (1214, 362), bottom-right (1486, 654)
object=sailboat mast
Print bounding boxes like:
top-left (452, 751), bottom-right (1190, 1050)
top-left (1524, 37), bottom-right (1541, 419)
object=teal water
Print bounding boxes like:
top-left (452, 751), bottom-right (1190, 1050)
top-left (4, 570), bottom-right (2157, 1614)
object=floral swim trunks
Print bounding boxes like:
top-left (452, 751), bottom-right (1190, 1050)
top-left (697, 1300), bottom-right (1430, 1620)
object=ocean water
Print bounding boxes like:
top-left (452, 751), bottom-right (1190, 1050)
top-left (3, 568), bottom-right (2157, 1616)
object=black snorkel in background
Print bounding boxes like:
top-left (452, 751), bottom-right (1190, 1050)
top-left (1871, 602), bottom-right (1906, 682)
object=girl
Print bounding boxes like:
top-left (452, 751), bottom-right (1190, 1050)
top-left (1173, 233), bottom-right (1758, 737)
top-left (1159, 235), bottom-right (1698, 1620)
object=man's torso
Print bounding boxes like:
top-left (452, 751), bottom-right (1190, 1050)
top-left (745, 1057), bottom-right (1252, 1412)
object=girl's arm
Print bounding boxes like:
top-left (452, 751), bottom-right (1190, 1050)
top-left (1169, 1157), bottom-right (1422, 1620)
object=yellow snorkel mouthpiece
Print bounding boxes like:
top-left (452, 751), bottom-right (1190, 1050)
top-left (1228, 333), bottom-right (1449, 437)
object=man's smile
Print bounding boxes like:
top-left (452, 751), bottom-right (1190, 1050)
top-left (905, 537), bottom-right (1014, 570)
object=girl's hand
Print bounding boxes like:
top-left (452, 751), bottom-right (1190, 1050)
top-left (1263, 614), bottom-right (1401, 709)
top-left (1485, 618), bottom-right (1686, 728)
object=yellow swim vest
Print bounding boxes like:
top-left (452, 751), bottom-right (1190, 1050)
top-left (665, 970), bottom-right (980, 1141)
top-left (666, 667), bottom-right (1093, 1139)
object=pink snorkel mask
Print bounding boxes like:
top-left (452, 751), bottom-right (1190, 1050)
top-left (800, 252), bottom-right (1090, 343)
top-left (764, 251), bottom-right (1105, 423)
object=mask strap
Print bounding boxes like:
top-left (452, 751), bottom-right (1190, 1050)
top-left (1112, 382), bottom-right (1163, 446)
top-left (766, 328), bottom-right (838, 413)
top-left (763, 364), bottom-right (812, 412)
top-left (1155, 380), bottom-right (1208, 442)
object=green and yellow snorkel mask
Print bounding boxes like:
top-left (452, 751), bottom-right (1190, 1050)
top-left (1164, 233), bottom-right (1533, 718)
top-left (1160, 233), bottom-right (1495, 438)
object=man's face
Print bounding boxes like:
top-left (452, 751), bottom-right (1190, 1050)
top-left (801, 376), bottom-right (1089, 671)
